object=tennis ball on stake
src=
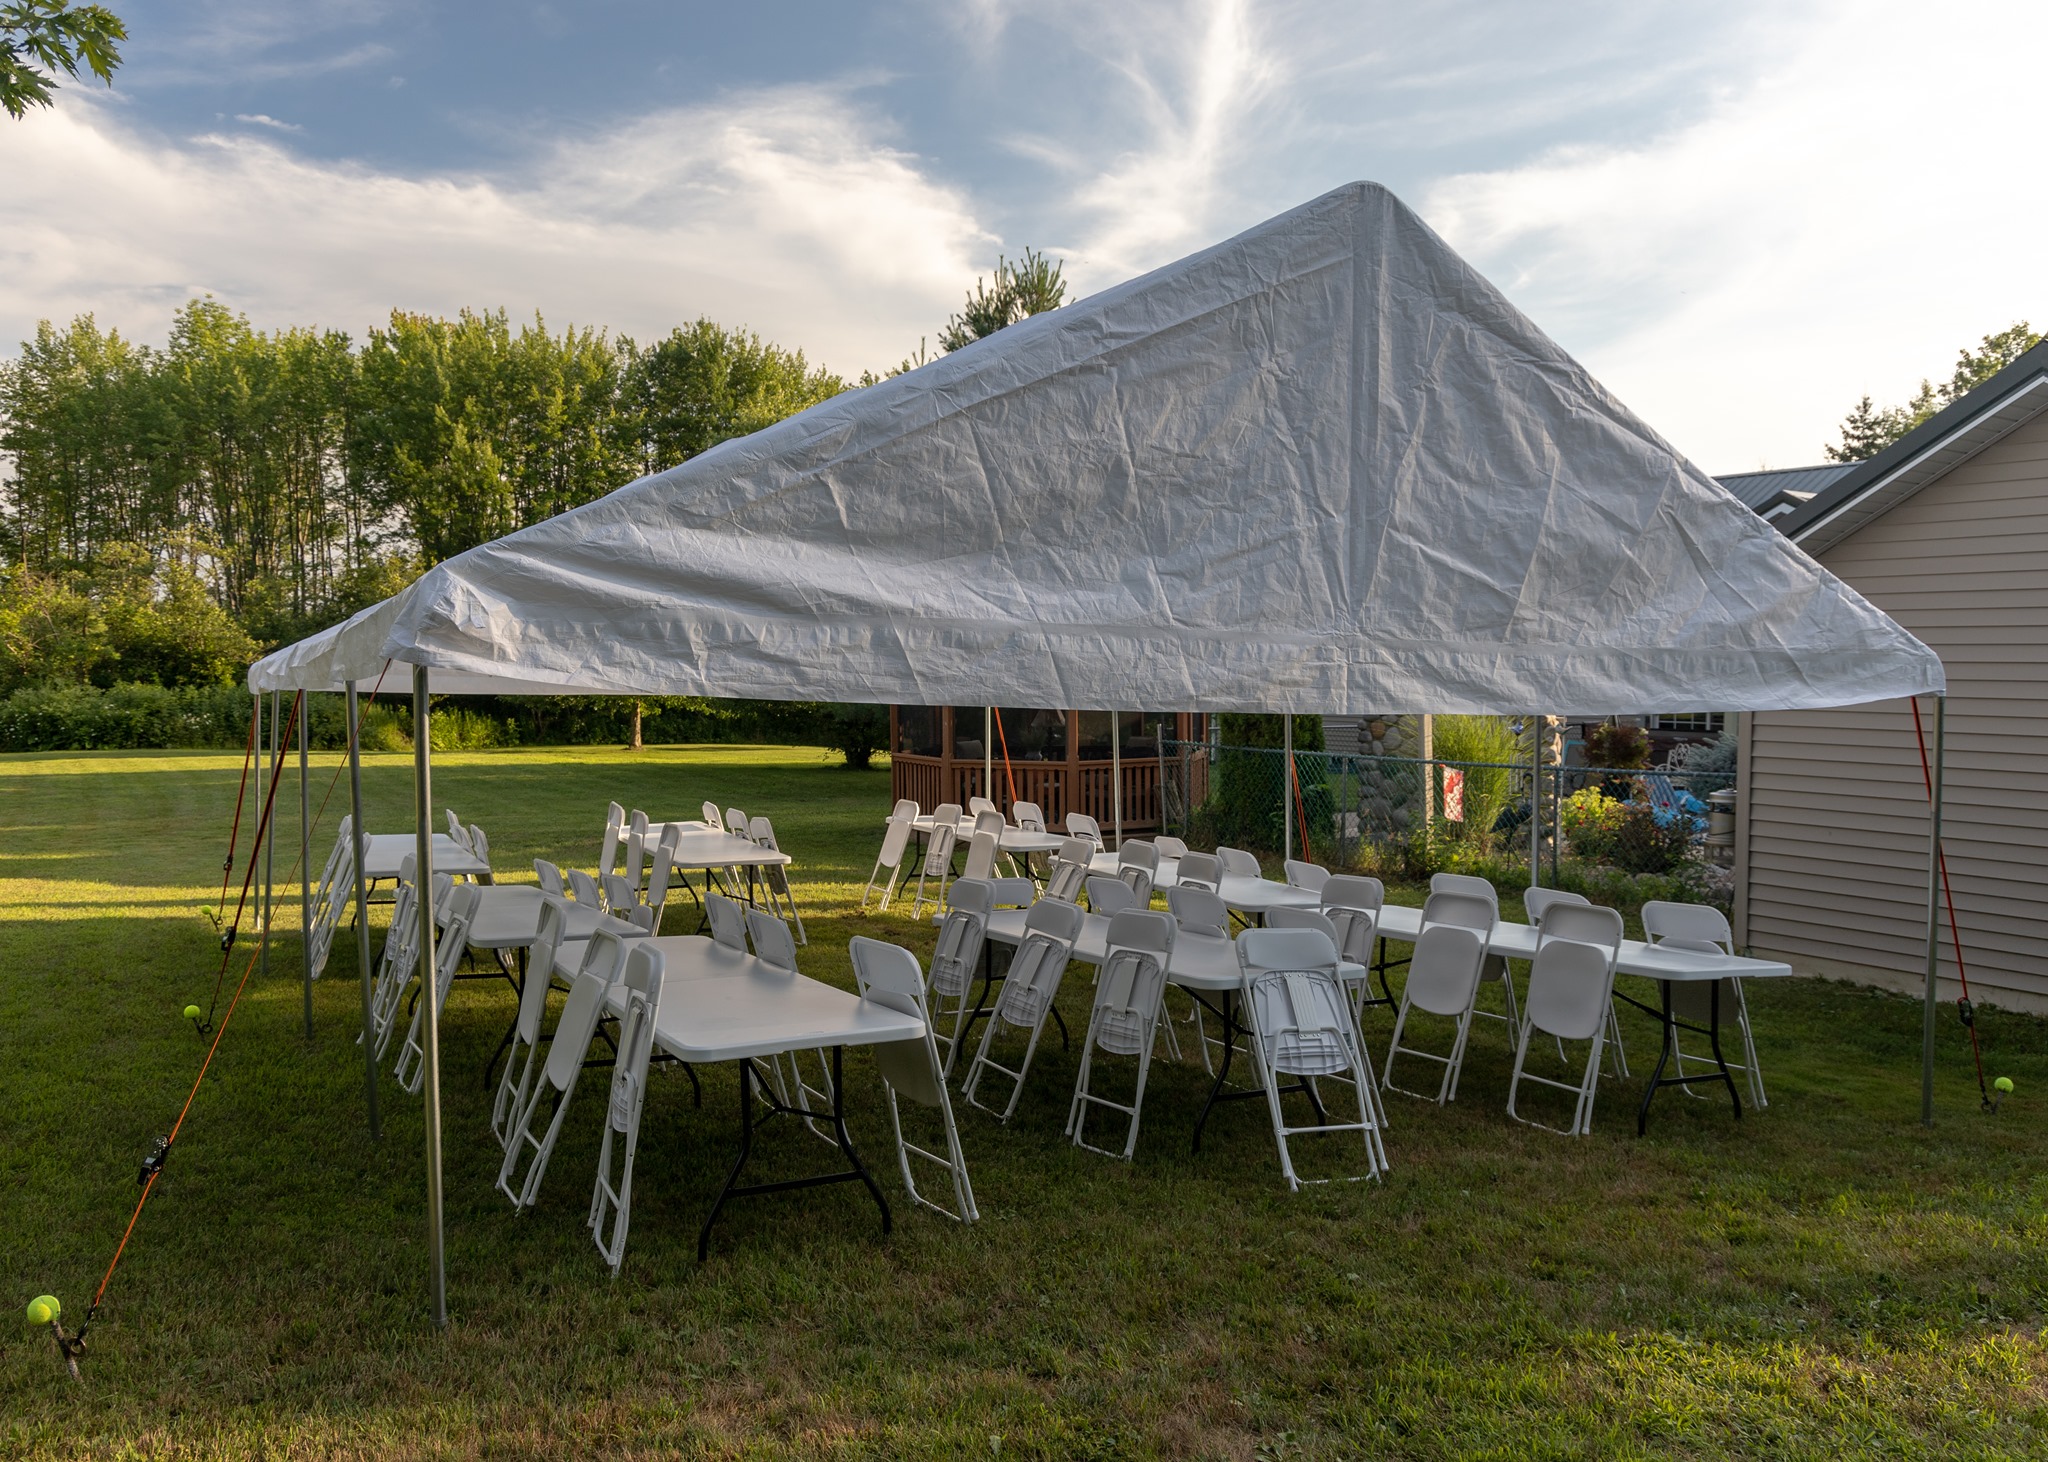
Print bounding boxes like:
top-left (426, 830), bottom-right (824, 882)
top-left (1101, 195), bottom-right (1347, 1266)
top-left (1995, 1076), bottom-right (2014, 1094)
top-left (183, 1004), bottom-right (202, 1021)
top-left (27, 1295), bottom-right (59, 1326)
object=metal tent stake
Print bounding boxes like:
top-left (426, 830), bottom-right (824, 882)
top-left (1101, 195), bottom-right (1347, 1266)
top-left (1921, 692), bottom-right (1946, 1128)
top-left (346, 682), bottom-right (380, 1141)
top-left (412, 666), bottom-right (447, 1326)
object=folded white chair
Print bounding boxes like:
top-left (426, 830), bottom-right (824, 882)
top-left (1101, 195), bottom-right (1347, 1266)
top-left (304, 814), bottom-right (354, 981)
top-left (1039, 837), bottom-right (1093, 904)
top-left (959, 828), bottom-right (1000, 886)
top-left (862, 816), bottom-right (915, 912)
top-left (589, 942), bottom-right (667, 1274)
top-left (623, 824), bottom-right (682, 935)
top-left (1086, 875), bottom-right (1142, 918)
top-left (909, 821), bottom-right (958, 922)
top-left (492, 896), bottom-right (571, 1150)
top-left (394, 882), bottom-right (482, 1096)
top-left (1237, 927), bottom-right (1387, 1190)
top-left (467, 824), bottom-right (495, 884)
top-left (1115, 841), bottom-right (1159, 904)
top-left (444, 809), bottom-right (472, 851)
top-left (1320, 874), bottom-right (1388, 1012)
top-left (1268, 908), bottom-right (1389, 1128)
top-left (364, 854), bottom-right (421, 1062)
top-left (1381, 911), bottom-right (1490, 1104)
top-left (622, 810), bottom-right (651, 893)
top-left (891, 797), bottom-right (921, 823)
top-left (1642, 900), bottom-right (1764, 1107)
top-left (746, 814), bottom-right (806, 945)
top-left (964, 897), bottom-right (1084, 1122)
top-left (497, 953), bottom-right (624, 1212)
top-left (1067, 910), bottom-right (1177, 1159)
top-left (928, 878), bottom-right (996, 1077)
top-left (851, 937), bottom-right (980, 1221)
top-left (1507, 936), bottom-right (1617, 1136)
top-left (598, 801), bottom-right (626, 879)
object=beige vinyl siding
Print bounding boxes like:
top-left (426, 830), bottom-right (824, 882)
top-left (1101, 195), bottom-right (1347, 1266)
top-left (1741, 410), bottom-right (2048, 1009)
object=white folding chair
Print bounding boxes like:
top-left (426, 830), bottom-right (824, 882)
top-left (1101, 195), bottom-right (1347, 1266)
top-left (492, 896), bottom-right (571, 1150)
top-left (1642, 900), bottom-right (1764, 1107)
top-left (701, 799), bottom-right (724, 829)
top-left (598, 801), bottom-right (626, 879)
top-left (1508, 936), bottom-right (1618, 1136)
top-left (589, 942), bottom-right (666, 1274)
top-left (1523, 885), bottom-right (1587, 924)
top-left (928, 878), bottom-right (995, 1077)
top-left (1320, 874), bottom-right (1388, 1012)
top-left (622, 810), bottom-right (651, 892)
top-left (393, 882), bottom-right (482, 1096)
top-left (566, 868), bottom-right (602, 907)
top-left (891, 797), bottom-right (921, 823)
top-left (1381, 912), bottom-right (1489, 1104)
top-left (1175, 851), bottom-right (1222, 892)
top-left (724, 807), bottom-right (748, 838)
top-left (1153, 835), bottom-right (1189, 860)
top-left (958, 829), bottom-right (1000, 886)
top-left (1284, 860), bottom-right (1330, 895)
top-left (1011, 800), bottom-right (1047, 832)
top-left (497, 946), bottom-right (626, 1212)
top-left (1167, 885), bottom-right (1230, 940)
top-left (1215, 846), bottom-right (1261, 879)
top-left (746, 906), bottom-right (836, 1142)
top-left (304, 814), bottom-right (353, 981)
top-left (444, 810), bottom-right (473, 851)
top-left (1268, 908), bottom-right (1389, 1127)
top-left (850, 937), bottom-right (979, 1222)
top-left (1237, 927), bottom-right (1387, 1190)
top-left (862, 816), bottom-right (915, 912)
top-left (1064, 812), bottom-right (1104, 853)
top-left (534, 859), bottom-right (566, 898)
top-left (963, 897), bottom-right (1084, 1122)
top-left (746, 814), bottom-right (806, 945)
top-left (1115, 841), bottom-right (1159, 904)
top-left (1536, 900), bottom-right (1629, 1078)
top-left (968, 796), bottom-right (998, 820)
top-left (1039, 837), bottom-right (1093, 903)
top-left (1427, 873), bottom-right (1517, 1032)
top-left (909, 821), bottom-right (958, 921)
top-left (1068, 910), bottom-right (1177, 1159)
top-left (1086, 875), bottom-right (1141, 918)
top-left (613, 824), bottom-right (681, 935)
top-left (365, 855), bottom-right (421, 1062)
top-left (467, 824), bottom-right (495, 883)
top-left (705, 893), bottom-right (747, 951)
top-left (601, 872), bottom-right (639, 917)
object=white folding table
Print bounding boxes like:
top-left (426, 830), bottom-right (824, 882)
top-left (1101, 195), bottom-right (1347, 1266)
top-left (464, 886), bottom-right (644, 1089)
top-left (1369, 904), bottom-right (1792, 1132)
top-left (1086, 853), bottom-right (1322, 920)
top-left (644, 822), bottom-right (798, 929)
top-left (360, 832), bottom-right (491, 883)
top-left (602, 935), bottom-right (924, 1258)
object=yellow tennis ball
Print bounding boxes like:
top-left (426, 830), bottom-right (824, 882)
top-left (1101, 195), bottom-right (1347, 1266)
top-left (27, 1295), bottom-right (58, 1325)
top-left (1995, 1076), bottom-right (2014, 1094)
top-left (183, 1004), bottom-right (202, 1021)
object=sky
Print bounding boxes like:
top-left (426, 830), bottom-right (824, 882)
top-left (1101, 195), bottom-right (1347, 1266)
top-left (1, 0), bottom-right (2042, 471)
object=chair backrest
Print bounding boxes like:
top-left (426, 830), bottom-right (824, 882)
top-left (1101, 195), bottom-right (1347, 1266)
top-left (468, 824), bottom-right (492, 872)
top-left (972, 808), bottom-right (1006, 842)
top-left (1092, 910), bottom-right (1177, 1055)
top-left (1536, 902), bottom-right (1624, 969)
top-left (961, 829), bottom-right (1000, 882)
top-left (1525, 937), bottom-right (1613, 1042)
top-left (1236, 925), bottom-right (1341, 980)
top-left (1641, 900), bottom-right (1734, 952)
top-left (1011, 800), bottom-right (1046, 832)
top-left (876, 817), bottom-right (913, 870)
top-left (601, 872), bottom-right (639, 914)
top-left (1023, 895), bottom-right (1087, 943)
top-left (1524, 885), bottom-right (1589, 925)
top-left (575, 925), bottom-right (632, 994)
top-left (534, 859), bottom-right (565, 897)
top-left (635, 825), bottom-right (681, 932)
top-left (609, 941), bottom-right (667, 1125)
top-left (445, 809), bottom-right (471, 849)
top-left (541, 965), bottom-right (615, 1095)
top-left (566, 868), bottom-right (601, 906)
top-left (1283, 859), bottom-right (1330, 893)
top-left (1319, 874), bottom-right (1385, 964)
top-left (1421, 888), bottom-right (1496, 937)
top-left (702, 800), bottom-right (723, 828)
top-left (931, 880), bottom-right (993, 997)
top-left (849, 937), bottom-right (947, 1107)
top-left (1236, 927), bottom-right (1354, 1077)
top-left (921, 822), bottom-right (958, 875)
top-left (1215, 846), bottom-right (1261, 878)
top-left (599, 801), bottom-right (626, 876)
top-left (1404, 923), bottom-right (1488, 1017)
top-left (1065, 812), bottom-right (1103, 849)
top-left (1175, 851), bottom-right (1222, 891)
top-left (724, 807), bottom-right (748, 837)
top-left (1085, 876), bottom-right (1141, 917)
top-left (746, 814), bottom-right (780, 851)
top-left (706, 893), bottom-right (746, 951)
top-left (989, 876), bottom-right (1037, 908)
top-left (891, 797), bottom-right (921, 823)
top-left (437, 882), bottom-right (482, 983)
top-left (746, 906), bottom-right (798, 971)
top-left (1267, 907), bottom-right (1342, 945)
top-left (930, 802), bottom-right (962, 827)
top-left (999, 898), bottom-right (1084, 1025)
top-left (1167, 885), bottom-right (1230, 940)
top-left (1153, 835), bottom-right (1189, 860)
top-left (1118, 841), bottom-right (1160, 875)
top-left (1041, 853), bottom-right (1088, 904)
top-left (518, 897), bottom-right (572, 1043)
top-left (968, 796), bottom-right (998, 819)
top-left (1430, 872), bottom-right (1499, 913)
top-left (624, 809), bottom-right (651, 886)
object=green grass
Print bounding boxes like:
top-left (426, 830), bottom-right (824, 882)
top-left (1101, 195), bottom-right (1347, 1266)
top-left (3, 744), bottom-right (2045, 1459)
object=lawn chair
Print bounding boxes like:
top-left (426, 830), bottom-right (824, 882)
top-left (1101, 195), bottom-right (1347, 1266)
top-left (393, 882), bottom-right (481, 1096)
top-left (963, 897), bottom-right (1084, 1122)
top-left (1508, 927), bottom-right (1620, 1136)
top-left (746, 814), bottom-right (806, 945)
top-left (1642, 900), bottom-right (1764, 1107)
top-left (589, 942), bottom-right (666, 1275)
top-left (1067, 910), bottom-right (1177, 1159)
top-left (928, 878), bottom-right (995, 1077)
top-left (851, 937), bottom-right (980, 1222)
top-left (1381, 900), bottom-right (1490, 1104)
top-left (862, 815), bottom-right (915, 912)
top-left (497, 947), bottom-right (627, 1212)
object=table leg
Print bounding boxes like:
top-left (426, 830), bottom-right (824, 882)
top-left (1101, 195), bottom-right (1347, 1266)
top-left (699, 1060), bottom-right (758, 1260)
top-left (826, 1045), bottom-right (892, 1233)
top-left (1635, 979), bottom-right (1744, 1135)
top-left (483, 945), bottom-right (528, 1091)
top-left (1191, 990), bottom-right (1239, 1153)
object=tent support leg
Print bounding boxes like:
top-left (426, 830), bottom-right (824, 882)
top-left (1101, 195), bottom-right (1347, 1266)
top-left (413, 666), bottom-right (448, 1327)
top-left (300, 691), bottom-right (313, 1040)
top-left (264, 691), bottom-right (277, 986)
top-left (1921, 692), bottom-right (1945, 1128)
top-left (1529, 716), bottom-right (1542, 889)
top-left (347, 682), bottom-right (380, 1141)
top-left (984, 708), bottom-right (993, 812)
top-left (1282, 716), bottom-right (1292, 864)
top-left (1112, 710), bottom-right (1123, 851)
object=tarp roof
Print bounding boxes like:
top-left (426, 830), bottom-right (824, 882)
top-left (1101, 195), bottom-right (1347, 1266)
top-left (250, 181), bottom-right (1941, 714)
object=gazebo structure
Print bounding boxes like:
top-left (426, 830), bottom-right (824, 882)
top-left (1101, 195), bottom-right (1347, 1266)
top-left (888, 707), bottom-right (1207, 832)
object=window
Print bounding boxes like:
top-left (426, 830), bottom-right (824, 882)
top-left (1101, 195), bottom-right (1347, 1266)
top-left (896, 706), bottom-right (941, 757)
top-left (998, 707), bottom-right (1067, 762)
top-left (1650, 713), bottom-right (1725, 734)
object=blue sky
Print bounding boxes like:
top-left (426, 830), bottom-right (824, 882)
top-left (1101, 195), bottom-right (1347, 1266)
top-left (3, 0), bottom-right (2042, 468)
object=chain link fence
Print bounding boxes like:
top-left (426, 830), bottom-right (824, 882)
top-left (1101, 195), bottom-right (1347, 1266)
top-left (1157, 739), bottom-right (1735, 909)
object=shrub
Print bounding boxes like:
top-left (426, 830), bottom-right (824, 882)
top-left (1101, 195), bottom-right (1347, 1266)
top-left (1583, 721), bottom-right (1651, 770)
top-left (0, 681), bottom-right (254, 751)
top-left (818, 704), bottom-right (888, 769)
top-left (1430, 714), bottom-right (1520, 852)
top-left (1558, 786), bottom-right (1693, 874)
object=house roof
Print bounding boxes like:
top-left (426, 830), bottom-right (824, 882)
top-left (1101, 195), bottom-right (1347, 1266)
top-left (1715, 463), bottom-right (1855, 520)
top-left (1775, 339), bottom-right (2048, 553)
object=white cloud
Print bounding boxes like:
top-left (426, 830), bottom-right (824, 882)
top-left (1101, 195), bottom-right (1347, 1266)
top-left (0, 88), bottom-right (991, 377)
top-left (1421, 0), bottom-right (2048, 470)
top-left (232, 113), bottom-right (302, 132)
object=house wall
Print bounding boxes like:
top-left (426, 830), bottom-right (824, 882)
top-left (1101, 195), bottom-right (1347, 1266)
top-left (1738, 410), bottom-right (2048, 1012)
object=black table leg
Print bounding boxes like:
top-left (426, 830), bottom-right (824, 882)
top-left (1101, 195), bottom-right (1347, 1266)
top-left (1192, 990), bottom-right (1239, 1153)
top-left (1636, 979), bottom-right (1743, 1135)
top-left (700, 1060), bottom-right (757, 1260)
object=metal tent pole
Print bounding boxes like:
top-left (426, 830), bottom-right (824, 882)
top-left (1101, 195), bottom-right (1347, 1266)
top-left (984, 708), bottom-right (993, 810)
top-left (347, 681), bottom-right (380, 1141)
top-left (1282, 716), bottom-right (1293, 863)
top-left (1111, 710), bottom-right (1123, 850)
top-left (263, 691), bottom-right (277, 985)
top-left (412, 665), bottom-right (447, 1326)
top-left (1529, 716), bottom-right (1543, 889)
top-left (299, 691), bottom-right (313, 1039)
top-left (1921, 692), bottom-right (1946, 1128)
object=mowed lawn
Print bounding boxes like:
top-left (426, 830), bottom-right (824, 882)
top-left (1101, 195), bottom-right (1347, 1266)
top-left (3, 744), bottom-right (2046, 1460)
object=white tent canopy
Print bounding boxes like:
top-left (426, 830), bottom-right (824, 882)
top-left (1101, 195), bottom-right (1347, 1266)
top-left (249, 181), bottom-right (1939, 712)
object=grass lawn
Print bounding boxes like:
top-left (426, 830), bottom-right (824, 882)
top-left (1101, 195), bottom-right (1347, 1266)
top-left (3, 743), bottom-right (2046, 1459)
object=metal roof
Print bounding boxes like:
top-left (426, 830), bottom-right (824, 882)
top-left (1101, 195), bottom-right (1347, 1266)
top-left (1714, 463), bottom-right (1855, 512)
